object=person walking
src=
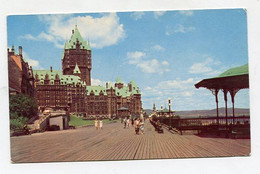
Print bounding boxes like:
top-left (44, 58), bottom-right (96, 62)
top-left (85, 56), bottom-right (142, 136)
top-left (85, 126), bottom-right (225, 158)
top-left (134, 118), bottom-right (140, 135)
top-left (131, 118), bottom-right (134, 127)
top-left (123, 117), bottom-right (127, 128)
top-left (127, 118), bottom-right (130, 128)
top-left (140, 119), bottom-right (145, 134)
top-left (99, 118), bottom-right (103, 130)
top-left (95, 118), bottom-right (98, 130)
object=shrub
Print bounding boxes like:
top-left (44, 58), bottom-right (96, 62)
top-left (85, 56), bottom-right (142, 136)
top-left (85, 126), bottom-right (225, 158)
top-left (10, 117), bottom-right (28, 130)
top-left (9, 93), bottom-right (38, 131)
top-left (9, 93), bottom-right (38, 120)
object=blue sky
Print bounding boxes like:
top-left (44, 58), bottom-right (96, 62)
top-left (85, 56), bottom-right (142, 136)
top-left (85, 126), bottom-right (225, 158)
top-left (7, 9), bottom-right (249, 111)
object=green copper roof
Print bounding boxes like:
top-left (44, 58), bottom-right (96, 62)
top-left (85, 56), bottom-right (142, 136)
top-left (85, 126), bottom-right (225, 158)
top-left (64, 25), bottom-right (91, 51)
top-left (106, 82), bottom-right (114, 89)
top-left (158, 108), bottom-right (170, 113)
top-left (33, 70), bottom-right (85, 86)
top-left (115, 86), bottom-right (131, 97)
top-left (73, 63), bottom-right (81, 74)
top-left (217, 64), bottom-right (248, 78)
top-left (86, 86), bottom-right (107, 96)
top-left (116, 77), bottom-right (123, 84)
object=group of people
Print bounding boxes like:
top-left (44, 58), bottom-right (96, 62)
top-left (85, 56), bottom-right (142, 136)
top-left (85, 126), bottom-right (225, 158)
top-left (95, 116), bottom-right (145, 134)
top-left (94, 118), bottom-right (103, 130)
top-left (122, 117), bottom-right (145, 135)
top-left (123, 117), bottom-right (131, 128)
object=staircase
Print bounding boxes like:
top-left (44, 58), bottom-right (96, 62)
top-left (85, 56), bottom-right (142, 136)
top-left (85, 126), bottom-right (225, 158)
top-left (28, 113), bottom-right (50, 133)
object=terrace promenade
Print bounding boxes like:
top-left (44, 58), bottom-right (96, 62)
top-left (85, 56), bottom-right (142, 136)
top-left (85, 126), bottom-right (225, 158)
top-left (10, 120), bottom-right (250, 163)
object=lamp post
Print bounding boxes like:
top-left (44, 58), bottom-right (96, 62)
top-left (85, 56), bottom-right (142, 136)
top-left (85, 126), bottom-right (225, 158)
top-left (168, 97), bottom-right (172, 130)
top-left (160, 105), bottom-right (163, 122)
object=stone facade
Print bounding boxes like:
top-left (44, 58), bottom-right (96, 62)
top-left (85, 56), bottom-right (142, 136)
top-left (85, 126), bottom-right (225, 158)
top-left (8, 46), bottom-right (34, 97)
top-left (33, 26), bottom-right (142, 118)
top-left (62, 25), bottom-right (92, 86)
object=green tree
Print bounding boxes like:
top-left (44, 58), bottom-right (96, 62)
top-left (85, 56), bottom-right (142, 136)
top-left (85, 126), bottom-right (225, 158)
top-left (9, 93), bottom-right (38, 130)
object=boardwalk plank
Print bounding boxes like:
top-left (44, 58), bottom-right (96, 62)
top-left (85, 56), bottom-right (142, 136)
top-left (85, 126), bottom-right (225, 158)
top-left (10, 121), bottom-right (250, 163)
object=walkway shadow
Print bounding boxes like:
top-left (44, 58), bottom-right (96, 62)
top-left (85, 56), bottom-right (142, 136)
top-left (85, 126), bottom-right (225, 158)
top-left (195, 131), bottom-right (250, 139)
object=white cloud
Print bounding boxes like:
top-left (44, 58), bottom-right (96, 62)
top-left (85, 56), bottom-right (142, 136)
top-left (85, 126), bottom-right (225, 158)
top-left (166, 24), bottom-right (195, 35)
top-left (127, 51), bottom-right (146, 64)
top-left (20, 13), bottom-right (125, 49)
top-left (174, 24), bottom-right (195, 33)
top-left (145, 86), bottom-right (152, 90)
top-left (182, 91), bottom-right (193, 97)
top-left (23, 52), bottom-right (41, 69)
top-left (20, 32), bottom-right (64, 48)
top-left (189, 58), bottom-right (214, 74)
top-left (189, 57), bottom-right (225, 76)
top-left (130, 12), bottom-right (145, 20)
top-left (154, 11), bottom-right (166, 19)
top-left (179, 10), bottom-right (194, 16)
top-left (157, 78), bottom-right (195, 89)
top-left (142, 78), bottom-right (199, 109)
top-left (127, 51), bottom-right (170, 74)
top-left (91, 78), bottom-right (105, 86)
top-left (153, 44), bottom-right (165, 51)
top-left (162, 61), bottom-right (169, 66)
top-left (19, 34), bottom-right (37, 41)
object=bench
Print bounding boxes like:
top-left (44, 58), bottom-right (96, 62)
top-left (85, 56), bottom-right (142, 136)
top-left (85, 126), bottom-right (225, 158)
top-left (150, 120), bottom-right (164, 133)
top-left (230, 126), bottom-right (250, 139)
top-left (11, 129), bottom-right (30, 136)
top-left (177, 126), bottom-right (202, 135)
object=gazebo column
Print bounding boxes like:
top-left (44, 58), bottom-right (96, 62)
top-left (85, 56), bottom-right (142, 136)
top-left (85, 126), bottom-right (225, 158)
top-left (222, 89), bottom-right (228, 134)
top-left (229, 89), bottom-right (240, 125)
top-left (210, 88), bottom-right (220, 128)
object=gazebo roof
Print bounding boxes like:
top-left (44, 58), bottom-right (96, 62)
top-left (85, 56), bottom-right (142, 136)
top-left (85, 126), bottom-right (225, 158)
top-left (158, 108), bottom-right (170, 113)
top-left (217, 64), bottom-right (248, 78)
top-left (195, 64), bottom-right (249, 90)
top-left (118, 107), bottom-right (129, 111)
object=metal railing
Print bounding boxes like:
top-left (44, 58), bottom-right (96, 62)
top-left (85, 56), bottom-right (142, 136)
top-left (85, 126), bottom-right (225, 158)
top-left (154, 115), bottom-right (250, 136)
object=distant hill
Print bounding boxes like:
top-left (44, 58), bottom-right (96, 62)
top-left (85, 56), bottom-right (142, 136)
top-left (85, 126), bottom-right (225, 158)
top-left (144, 108), bottom-right (250, 118)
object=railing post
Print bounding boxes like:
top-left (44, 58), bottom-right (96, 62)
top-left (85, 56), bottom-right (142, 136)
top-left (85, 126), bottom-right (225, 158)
top-left (222, 89), bottom-right (229, 138)
top-left (210, 88), bottom-right (220, 136)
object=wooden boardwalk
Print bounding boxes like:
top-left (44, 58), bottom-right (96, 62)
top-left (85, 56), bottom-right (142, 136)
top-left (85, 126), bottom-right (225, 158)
top-left (10, 120), bottom-right (251, 163)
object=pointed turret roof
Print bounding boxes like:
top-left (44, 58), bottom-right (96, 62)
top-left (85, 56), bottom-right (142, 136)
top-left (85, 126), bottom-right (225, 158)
top-left (64, 25), bottom-right (91, 51)
top-left (116, 77), bottom-right (123, 84)
top-left (73, 63), bottom-right (81, 74)
top-left (130, 79), bottom-right (137, 87)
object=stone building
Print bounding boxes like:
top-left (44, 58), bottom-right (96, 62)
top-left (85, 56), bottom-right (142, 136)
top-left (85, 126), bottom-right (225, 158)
top-left (62, 25), bottom-right (92, 86)
top-left (33, 26), bottom-right (142, 118)
top-left (8, 46), bottom-right (34, 96)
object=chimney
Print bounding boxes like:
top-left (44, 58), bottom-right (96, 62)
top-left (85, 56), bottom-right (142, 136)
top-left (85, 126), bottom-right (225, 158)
top-left (50, 66), bottom-right (53, 72)
top-left (129, 83), bottom-right (132, 92)
top-left (11, 45), bottom-right (15, 52)
top-left (18, 46), bottom-right (22, 56)
top-left (72, 29), bottom-right (74, 34)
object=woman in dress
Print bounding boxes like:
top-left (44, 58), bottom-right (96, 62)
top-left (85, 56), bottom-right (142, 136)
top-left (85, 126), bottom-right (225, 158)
top-left (99, 118), bottom-right (103, 130)
top-left (95, 118), bottom-right (98, 130)
top-left (127, 118), bottom-right (130, 128)
top-left (140, 120), bottom-right (144, 134)
top-left (134, 118), bottom-right (140, 135)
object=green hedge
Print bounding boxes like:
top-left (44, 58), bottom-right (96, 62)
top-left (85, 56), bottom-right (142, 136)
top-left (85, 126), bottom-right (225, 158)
top-left (9, 93), bottom-right (38, 130)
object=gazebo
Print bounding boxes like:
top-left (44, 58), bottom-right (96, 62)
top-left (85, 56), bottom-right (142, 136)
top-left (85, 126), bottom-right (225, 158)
top-left (157, 108), bottom-right (175, 117)
top-left (195, 64), bottom-right (249, 129)
top-left (117, 107), bottom-right (130, 118)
